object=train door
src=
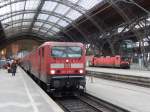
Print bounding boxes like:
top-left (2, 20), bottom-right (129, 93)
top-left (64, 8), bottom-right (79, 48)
top-left (38, 48), bottom-right (42, 80)
top-left (38, 47), bottom-right (46, 83)
top-left (114, 56), bottom-right (121, 67)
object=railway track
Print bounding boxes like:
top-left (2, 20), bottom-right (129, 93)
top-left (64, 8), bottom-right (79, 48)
top-left (87, 71), bottom-right (150, 88)
top-left (24, 68), bottom-right (129, 112)
top-left (55, 93), bottom-right (129, 112)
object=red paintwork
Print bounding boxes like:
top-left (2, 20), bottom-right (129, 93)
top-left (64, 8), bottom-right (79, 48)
top-left (90, 55), bottom-right (130, 68)
top-left (21, 41), bottom-right (86, 83)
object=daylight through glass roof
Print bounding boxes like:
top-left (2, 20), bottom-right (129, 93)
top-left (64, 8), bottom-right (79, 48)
top-left (0, 0), bottom-right (103, 38)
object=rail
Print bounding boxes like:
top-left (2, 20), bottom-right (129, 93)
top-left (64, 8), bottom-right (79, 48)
top-left (55, 93), bottom-right (129, 112)
top-left (86, 70), bottom-right (150, 87)
top-left (23, 67), bottom-right (129, 112)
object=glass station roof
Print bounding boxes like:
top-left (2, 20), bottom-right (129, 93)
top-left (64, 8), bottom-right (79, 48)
top-left (0, 0), bottom-right (103, 39)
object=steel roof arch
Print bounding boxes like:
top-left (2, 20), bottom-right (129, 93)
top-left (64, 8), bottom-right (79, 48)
top-left (0, 0), bottom-right (86, 13)
top-left (4, 18), bottom-right (64, 30)
top-left (1, 10), bottom-right (87, 40)
top-left (0, 0), bottom-right (104, 41)
top-left (0, 10), bottom-right (73, 23)
top-left (5, 27), bottom-right (55, 39)
top-left (5, 25), bottom-right (56, 34)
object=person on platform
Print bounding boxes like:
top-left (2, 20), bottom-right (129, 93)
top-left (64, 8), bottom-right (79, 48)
top-left (6, 62), bottom-right (11, 73)
top-left (11, 60), bottom-right (17, 76)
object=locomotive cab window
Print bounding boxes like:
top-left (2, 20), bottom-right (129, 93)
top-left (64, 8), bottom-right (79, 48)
top-left (121, 57), bottom-right (129, 61)
top-left (116, 57), bottom-right (119, 60)
top-left (51, 46), bottom-right (82, 58)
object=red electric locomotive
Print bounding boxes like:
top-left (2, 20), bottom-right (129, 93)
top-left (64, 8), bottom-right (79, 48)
top-left (21, 41), bottom-right (86, 95)
top-left (89, 55), bottom-right (130, 69)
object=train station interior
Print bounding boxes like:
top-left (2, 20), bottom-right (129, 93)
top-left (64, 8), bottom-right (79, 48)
top-left (0, 0), bottom-right (150, 112)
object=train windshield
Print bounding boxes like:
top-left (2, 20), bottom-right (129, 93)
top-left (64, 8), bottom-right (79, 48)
top-left (121, 57), bottom-right (130, 61)
top-left (51, 46), bottom-right (82, 58)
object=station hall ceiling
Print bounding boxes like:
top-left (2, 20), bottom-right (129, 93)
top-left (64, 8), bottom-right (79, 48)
top-left (0, 0), bottom-right (103, 41)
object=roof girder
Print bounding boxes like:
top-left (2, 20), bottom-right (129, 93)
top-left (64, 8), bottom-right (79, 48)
top-left (0, 0), bottom-right (107, 42)
top-left (5, 24), bottom-right (56, 35)
top-left (0, 0), bottom-right (86, 13)
top-left (4, 18), bottom-right (63, 31)
top-left (28, 0), bottom-right (45, 31)
top-left (1, 10), bottom-right (88, 41)
top-left (0, 0), bottom-right (106, 37)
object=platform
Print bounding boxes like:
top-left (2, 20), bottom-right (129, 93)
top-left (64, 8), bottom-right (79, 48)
top-left (86, 76), bottom-right (150, 112)
top-left (86, 67), bottom-right (150, 78)
top-left (0, 67), bottom-right (64, 112)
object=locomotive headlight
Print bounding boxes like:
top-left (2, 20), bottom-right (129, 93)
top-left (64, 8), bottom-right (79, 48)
top-left (66, 59), bottom-right (69, 63)
top-left (50, 70), bottom-right (55, 74)
top-left (79, 69), bottom-right (84, 74)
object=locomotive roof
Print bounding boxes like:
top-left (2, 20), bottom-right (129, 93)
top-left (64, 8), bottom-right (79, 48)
top-left (40, 41), bottom-right (84, 47)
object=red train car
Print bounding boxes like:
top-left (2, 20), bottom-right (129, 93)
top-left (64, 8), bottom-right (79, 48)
top-left (21, 41), bottom-right (86, 95)
top-left (89, 55), bottom-right (130, 69)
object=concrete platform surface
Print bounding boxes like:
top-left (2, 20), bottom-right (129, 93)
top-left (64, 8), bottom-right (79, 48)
top-left (86, 76), bottom-right (150, 112)
top-left (0, 67), bottom-right (64, 112)
top-left (86, 67), bottom-right (150, 78)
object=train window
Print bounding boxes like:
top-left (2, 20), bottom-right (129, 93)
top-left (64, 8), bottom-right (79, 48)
top-left (121, 57), bottom-right (129, 61)
top-left (116, 57), bottom-right (119, 60)
top-left (42, 47), bottom-right (44, 57)
top-left (39, 50), bottom-right (40, 55)
top-left (51, 46), bottom-right (82, 58)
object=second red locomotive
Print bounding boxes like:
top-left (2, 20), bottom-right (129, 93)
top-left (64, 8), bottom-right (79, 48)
top-left (21, 41), bottom-right (86, 95)
top-left (89, 55), bottom-right (130, 69)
